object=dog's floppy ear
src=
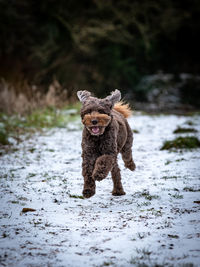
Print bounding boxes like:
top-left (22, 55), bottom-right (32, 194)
top-left (77, 90), bottom-right (91, 103)
top-left (106, 89), bottom-right (121, 107)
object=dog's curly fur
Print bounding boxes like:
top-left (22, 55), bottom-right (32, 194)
top-left (77, 89), bottom-right (135, 198)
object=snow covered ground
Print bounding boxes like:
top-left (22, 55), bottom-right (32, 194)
top-left (0, 113), bottom-right (200, 267)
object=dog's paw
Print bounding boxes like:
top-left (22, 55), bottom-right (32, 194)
top-left (112, 189), bottom-right (126, 196)
top-left (125, 160), bottom-right (136, 171)
top-left (82, 188), bottom-right (95, 198)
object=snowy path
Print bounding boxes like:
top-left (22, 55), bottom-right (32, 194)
top-left (0, 114), bottom-right (200, 267)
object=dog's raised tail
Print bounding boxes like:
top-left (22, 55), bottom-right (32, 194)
top-left (113, 101), bottom-right (132, 118)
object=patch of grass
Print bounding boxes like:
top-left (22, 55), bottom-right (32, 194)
top-left (24, 105), bottom-right (80, 129)
top-left (133, 129), bottom-right (140, 133)
top-left (162, 175), bottom-right (178, 180)
top-left (141, 190), bottom-right (160, 201)
top-left (2, 232), bottom-right (9, 238)
top-left (176, 158), bottom-right (185, 162)
top-left (10, 200), bottom-right (19, 204)
top-left (168, 234), bottom-right (179, 239)
top-left (134, 190), bottom-right (160, 201)
top-left (130, 258), bottom-right (164, 267)
top-left (42, 172), bottom-right (57, 180)
top-left (0, 122), bottom-right (9, 145)
top-left (130, 248), bottom-right (165, 267)
top-left (0, 173), bottom-right (8, 179)
top-left (46, 148), bottom-right (55, 152)
top-left (161, 136), bottom-right (200, 150)
top-left (185, 120), bottom-right (195, 126)
top-left (0, 103), bottom-right (80, 148)
top-left (141, 207), bottom-right (163, 217)
top-left (138, 232), bottom-right (151, 239)
top-left (28, 173), bottom-right (36, 178)
top-left (29, 148), bottom-right (36, 153)
top-left (151, 209), bottom-right (163, 216)
top-left (136, 248), bottom-right (152, 256)
top-left (173, 188), bottom-right (179, 191)
top-left (173, 127), bottom-right (197, 134)
top-left (100, 261), bottom-right (114, 266)
top-left (169, 193), bottom-right (183, 199)
top-left (163, 219), bottom-right (173, 228)
top-left (137, 201), bottom-right (151, 207)
top-left (69, 194), bottom-right (84, 199)
top-left (183, 187), bottom-right (200, 192)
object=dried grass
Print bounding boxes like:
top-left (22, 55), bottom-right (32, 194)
top-left (0, 79), bottom-right (75, 114)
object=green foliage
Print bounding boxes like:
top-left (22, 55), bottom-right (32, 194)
top-left (138, 190), bottom-right (160, 201)
top-left (161, 136), bottom-right (200, 150)
top-left (173, 127), bottom-right (197, 134)
top-left (0, 122), bottom-right (9, 145)
top-left (25, 107), bottom-right (78, 129)
top-left (169, 193), bottom-right (183, 199)
top-left (0, 103), bottom-right (80, 146)
top-left (69, 194), bottom-right (84, 199)
top-left (183, 187), bottom-right (200, 192)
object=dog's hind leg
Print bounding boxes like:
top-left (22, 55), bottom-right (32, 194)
top-left (121, 123), bottom-right (136, 171)
top-left (121, 147), bottom-right (135, 171)
top-left (111, 161), bottom-right (125, 196)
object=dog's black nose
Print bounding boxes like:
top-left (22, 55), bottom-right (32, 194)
top-left (91, 119), bottom-right (98, 125)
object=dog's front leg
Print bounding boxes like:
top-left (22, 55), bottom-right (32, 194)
top-left (92, 154), bottom-right (115, 181)
top-left (82, 156), bottom-right (96, 198)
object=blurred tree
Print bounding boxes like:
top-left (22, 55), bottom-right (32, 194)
top-left (0, 0), bottom-right (199, 96)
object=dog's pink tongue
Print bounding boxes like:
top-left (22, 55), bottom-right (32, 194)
top-left (92, 127), bottom-right (99, 134)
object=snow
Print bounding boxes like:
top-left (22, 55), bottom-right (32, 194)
top-left (0, 113), bottom-right (200, 267)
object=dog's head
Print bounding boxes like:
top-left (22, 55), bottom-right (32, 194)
top-left (77, 90), bottom-right (121, 136)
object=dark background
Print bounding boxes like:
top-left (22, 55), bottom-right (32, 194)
top-left (0, 0), bottom-right (200, 109)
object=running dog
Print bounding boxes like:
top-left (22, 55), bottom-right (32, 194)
top-left (77, 89), bottom-right (135, 198)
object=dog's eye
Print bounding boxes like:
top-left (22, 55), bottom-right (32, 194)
top-left (85, 109), bottom-right (91, 114)
top-left (98, 109), bottom-right (105, 114)
top-left (82, 110), bottom-right (91, 117)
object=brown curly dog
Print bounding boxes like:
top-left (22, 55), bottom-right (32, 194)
top-left (77, 89), bottom-right (136, 198)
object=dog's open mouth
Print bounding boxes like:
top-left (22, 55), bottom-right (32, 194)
top-left (87, 126), bottom-right (105, 135)
top-left (91, 126), bottom-right (100, 135)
